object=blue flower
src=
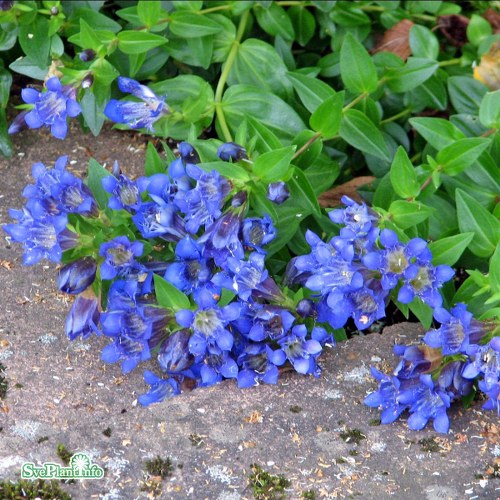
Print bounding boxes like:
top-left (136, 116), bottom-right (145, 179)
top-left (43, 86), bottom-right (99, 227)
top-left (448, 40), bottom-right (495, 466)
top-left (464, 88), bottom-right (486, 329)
top-left (100, 280), bottom-right (169, 373)
top-left (329, 195), bottom-right (379, 250)
top-left (99, 236), bottom-right (144, 280)
top-left (138, 370), bottom-right (180, 406)
top-left (479, 380), bottom-right (499, 416)
top-left (132, 202), bottom-right (185, 241)
top-left (104, 76), bottom-right (167, 131)
top-left (398, 374), bottom-right (451, 433)
top-left (423, 304), bottom-right (474, 355)
top-left (463, 339), bottom-right (500, 390)
top-left (57, 256), bottom-right (97, 294)
top-left (393, 344), bottom-right (442, 380)
top-left (398, 260), bottom-right (454, 308)
top-left (241, 215), bottom-right (276, 253)
top-left (437, 361), bottom-right (473, 398)
top-left (158, 330), bottom-right (194, 374)
top-left (275, 324), bottom-right (323, 375)
top-left (13, 77), bottom-right (81, 139)
top-left (65, 294), bottom-right (100, 341)
top-left (237, 343), bottom-right (285, 388)
top-left (176, 300), bottom-right (240, 357)
top-left (3, 208), bottom-right (74, 265)
top-left (102, 167), bottom-right (142, 212)
top-left (246, 306), bottom-right (295, 342)
top-left (364, 367), bottom-right (408, 424)
top-left (267, 181), bottom-right (290, 205)
top-left (178, 142), bottom-right (201, 164)
top-left (363, 229), bottom-right (429, 290)
top-left (198, 351), bottom-right (239, 387)
top-left (217, 142), bottom-right (248, 162)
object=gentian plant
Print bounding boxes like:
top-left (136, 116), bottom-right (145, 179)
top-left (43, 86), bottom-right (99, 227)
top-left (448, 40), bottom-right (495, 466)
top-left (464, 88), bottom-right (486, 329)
top-left (1, 1), bottom-right (499, 434)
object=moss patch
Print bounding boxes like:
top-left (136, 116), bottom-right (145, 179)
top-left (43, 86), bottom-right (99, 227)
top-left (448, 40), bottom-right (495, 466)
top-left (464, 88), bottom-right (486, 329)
top-left (144, 456), bottom-right (173, 479)
top-left (339, 428), bottom-right (366, 445)
top-left (248, 463), bottom-right (290, 500)
top-left (0, 479), bottom-right (71, 499)
top-left (0, 363), bottom-right (7, 399)
top-left (418, 437), bottom-right (440, 453)
top-left (56, 444), bottom-right (73, 465)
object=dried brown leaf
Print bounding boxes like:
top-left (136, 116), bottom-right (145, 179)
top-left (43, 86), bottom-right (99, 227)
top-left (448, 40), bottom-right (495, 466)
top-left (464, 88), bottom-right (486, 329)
top-left (373, 19), bottom-right (414, 61)
top-left (318, 176), bottom-right (375, 208)
top-left (474, 41), bottom-right (500, 90)
top-left (438, 14), bottom-right (469, 47)
top-left (483, 8), bottom-right (500, 34)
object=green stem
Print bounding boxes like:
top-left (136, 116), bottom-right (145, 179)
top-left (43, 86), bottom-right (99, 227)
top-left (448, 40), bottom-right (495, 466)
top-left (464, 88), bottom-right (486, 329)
top-left (438, 58), bottom-right (461, 67)
top-left (380, 108), bottom-right (412, 124)
top-left (214, 10), bottom-right (250, 143)
top-left (411, 13), bottom-right (436, 22)
top-left (199, 4), bottom-right (232, 14)
top-left (292, 132), bottom-right (322, 160)
top-left (342, 91), bottom-right (369, 112)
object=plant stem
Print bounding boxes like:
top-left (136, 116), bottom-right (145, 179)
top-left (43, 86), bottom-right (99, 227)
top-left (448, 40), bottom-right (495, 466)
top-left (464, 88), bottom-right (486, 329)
top-left (214, 10), bottom-right (250, 143)
top-left (380, 108), bottom-right (412, 124)
top-left (438, 58), bottom-right (461, 67)
top-left (199, 4), bottom-right (232, 14)
top-left (342, 91), bottom-right (370, 111)
top-left (292, 132), bottom-right (322, 160)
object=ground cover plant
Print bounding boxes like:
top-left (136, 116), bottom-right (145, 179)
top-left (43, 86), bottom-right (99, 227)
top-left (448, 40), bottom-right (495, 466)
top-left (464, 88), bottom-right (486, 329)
top-left (1, 0), bottom-right (499, 434)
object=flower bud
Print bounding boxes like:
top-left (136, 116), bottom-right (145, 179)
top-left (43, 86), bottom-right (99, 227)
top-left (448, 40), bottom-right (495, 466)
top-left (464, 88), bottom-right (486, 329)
top-left (8, 110), bottom-right (28, 135)
top-left (0, 1), bottom-right (13, 11)
top-left (297, 299), bottom-right (316, 318)
top-left (50, 6), bottom-right (59, 15)
top-left (57, 256), bottom-right (97, 294)
top-left (217, 142), bottom-right (248, 162)
top-left (81, 73), bottom-right (94, 89)
top-left (79, 50), bottom-right (96, 62)
top-left (65, 294), bottom-right (100, 341)
top-left (178, 142), bottom-right (200, 164)
top-left (267, 181), bottom-right (290, 205)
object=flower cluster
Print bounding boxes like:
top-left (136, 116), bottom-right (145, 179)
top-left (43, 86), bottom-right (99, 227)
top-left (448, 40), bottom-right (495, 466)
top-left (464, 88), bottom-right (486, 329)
top-left (5, 76), bottom-right (498, 433)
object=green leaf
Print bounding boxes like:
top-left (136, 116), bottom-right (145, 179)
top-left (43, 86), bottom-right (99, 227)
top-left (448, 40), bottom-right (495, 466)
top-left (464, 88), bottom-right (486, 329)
top-left (153, 274), bottom-right (190, 310)
top-left (479, 90), bottom-right (500, 129)
top-left (409, 25), bottom-right (439, 60)
top-left (408, 299), bottom-right (433, 330)
top-left (137, 0), bottom-right (161, 28)
top-left (223, 84), bottom-right (305, 144)
top-left (490, 244), bottom-right (500, 294)
top-left (246, 115), bottom-right (282, 153)
top-left (448, 76), bottom-right (488, 114)
top-left (9, 56), bottom-right (48, 79)
top-left (79, 18), bottom-right (104, 51)
top-left (169, 11), bottom-right (223, 38)
top-left (390, 146), bottom-right (419, 198)
top-left (0, 67), bottom-right (12, 109)
top-left (286, 72), bottom-right (336, 113)
top-left (172, 1), bottom-right (203, 10)
top-left (406, 74), bottom-right (448, 112)
top-left (309, 92), bottom-right (344, 138)
top-left (409, 117), bottom-right (465, 150)
top-left (253, 146), bottom-right (296, 182)
top-left (387, 57), bottom-right (438, 93)
top-left (287, 167), bottom-right (321, 216)
top-left (456, 189), bottom-right (500, 258)
top-left (228, 38), bottom-right (291, 99)
top-left (428, 233), bottom-right (475, 266)
top-left (80, 89), bottom-right (106, 136)
top-left (340, 109), bottom-right (390, 161)
top-left (145, 142), bottom-right (165, 176)
top-left (198, 161), bottom-right (250, 182)
top-left (467, 14), bottom-right (492, 46)
top-left (254, 2), bottom-right (294, 41)
top-left (86, 158), bottom-right (111, 209)
top-left (437, 138), bottom-right (490, 176)
top-left (303, 157), bottom-right (340, 195)
top-left (288, 6), bottom-right (315, 47)
top-left (339, 33), bottom-right (378, 94)
top-left (165, 35), bottom-right (213, 69)
top-left (0, 109), bottom-right (12, 158)
top-left (19, 16), bottom-right (50, 69)
top-left (389, 200), bottom-right (434, 229)
top-left (117, 31), bottom-right (167, 54)
top-left (292, 130), bottom-right (323, 169)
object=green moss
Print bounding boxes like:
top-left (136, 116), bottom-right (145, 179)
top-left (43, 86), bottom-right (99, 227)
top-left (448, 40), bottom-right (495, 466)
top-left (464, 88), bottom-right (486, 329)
top-left (418, 438), bottom-right (440, 453)
top-left (37, 436), bottom-right (49, 444)
top-left (248, 464), bottom-right (290, 500)
top-left (144, 456), bottom-right (173, 479)
top-left (339, 428), bottom-right (366, 445)
top-left (0, 363), bottom-right (7, 399)
top-left (302, 490), bottom-right (316, 499)
top-left (349, 450), bottom-right (358, 456)
top-left (102, 427), bottom-right (112, 437)
top-left (289, 405), bottom-right (302, 413)
top-left (0, 479), bottom-right (71, 499)
top-left (14, 383), bottom-right (23, 389)
top-left (368, 418), bottom-right (380, 426)
top-left (189, 433), bottom-right (204, 447)
top-left (56, 444), bottom-right (73, 466)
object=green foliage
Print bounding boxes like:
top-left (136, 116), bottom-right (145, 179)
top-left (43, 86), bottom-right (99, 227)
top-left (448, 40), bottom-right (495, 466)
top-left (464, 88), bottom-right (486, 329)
top-left (0, 0), bottom-right (497, 329)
